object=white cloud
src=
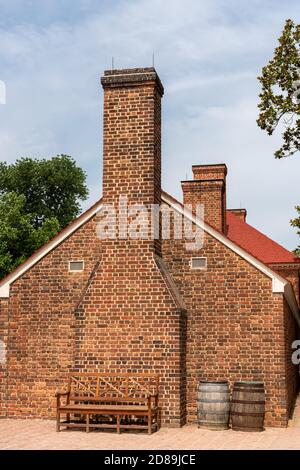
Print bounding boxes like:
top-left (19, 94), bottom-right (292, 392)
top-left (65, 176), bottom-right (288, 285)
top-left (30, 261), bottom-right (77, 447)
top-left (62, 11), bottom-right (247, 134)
top-left (0, 0), bottom-right (299, 249)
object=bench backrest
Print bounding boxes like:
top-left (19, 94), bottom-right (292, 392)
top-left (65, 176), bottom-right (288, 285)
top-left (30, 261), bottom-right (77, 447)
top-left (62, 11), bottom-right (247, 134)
top-left (68, 373), bottom-right (159, 400)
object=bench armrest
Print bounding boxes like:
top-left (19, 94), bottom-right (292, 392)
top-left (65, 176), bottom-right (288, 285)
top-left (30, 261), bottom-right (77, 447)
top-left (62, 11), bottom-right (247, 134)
top-left (55, 391), bottom-right (70, 397)
top-left (56, 390), bottom-right (70, 408)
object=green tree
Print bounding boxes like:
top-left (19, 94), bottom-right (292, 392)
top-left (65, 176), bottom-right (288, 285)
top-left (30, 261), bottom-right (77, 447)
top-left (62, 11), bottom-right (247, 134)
top-left (0, 154), bottom-right (88, 228)
top-left (291, 206), bottom-right (300, 256)
top-left (257, 19), bottom-right (300, 159)
top-left (0, 155), bottom-right (88, 278)
top-left (257, 19), bottom-right (300, 256)
top-left (0, 192), bottom-right (60, 278)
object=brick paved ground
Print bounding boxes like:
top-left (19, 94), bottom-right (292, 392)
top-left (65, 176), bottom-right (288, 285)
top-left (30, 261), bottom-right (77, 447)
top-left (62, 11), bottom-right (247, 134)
top-left (1, 398), bottom-right (300, 450)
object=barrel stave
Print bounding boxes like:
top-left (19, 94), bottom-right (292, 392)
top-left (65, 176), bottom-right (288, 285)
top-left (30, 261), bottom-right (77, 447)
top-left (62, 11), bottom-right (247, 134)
top-left (197, 381), bottom-right (230, 430)
top-left (231, 381), bottom-right (265, 432)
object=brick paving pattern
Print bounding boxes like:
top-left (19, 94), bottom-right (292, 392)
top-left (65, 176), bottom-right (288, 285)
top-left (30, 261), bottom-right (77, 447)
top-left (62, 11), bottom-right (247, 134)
top-left (0, 398), bottom-right (300, 450)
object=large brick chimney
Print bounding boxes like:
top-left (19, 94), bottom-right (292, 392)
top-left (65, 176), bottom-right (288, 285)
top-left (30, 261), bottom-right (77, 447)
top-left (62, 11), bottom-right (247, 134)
top-left (74, 68), bottom-right (186, 427)
top-left (101, 68), bottom-right (163, 206)
top-left (181, 164), bottom-right (227, 233)
top-left (100, 68), bottom-right (163, 254)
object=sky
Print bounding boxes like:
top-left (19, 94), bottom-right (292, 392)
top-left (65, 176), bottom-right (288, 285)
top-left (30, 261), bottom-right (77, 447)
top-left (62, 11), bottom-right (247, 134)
top-left (0, 0), bottom-right (299, 250)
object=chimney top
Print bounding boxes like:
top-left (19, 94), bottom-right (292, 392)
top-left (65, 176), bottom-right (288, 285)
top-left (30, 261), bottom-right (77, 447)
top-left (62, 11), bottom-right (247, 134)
top-left (192, 163), bottom-right (227, 181)
top-left (101, 67), bottom-right (164, 96)
top-left (228, 208), bottom-right (247, 222)
top-left (182, 163), bottom-right (227, 233)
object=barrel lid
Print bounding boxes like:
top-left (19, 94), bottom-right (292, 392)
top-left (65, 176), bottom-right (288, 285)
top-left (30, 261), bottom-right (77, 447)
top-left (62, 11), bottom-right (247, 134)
top-left (235, 381), bottom-right (264, 385)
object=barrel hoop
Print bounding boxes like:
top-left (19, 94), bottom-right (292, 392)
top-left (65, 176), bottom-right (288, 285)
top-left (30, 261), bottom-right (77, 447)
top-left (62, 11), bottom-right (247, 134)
top-left (231, 411), bottom-right (265, 417)
top-left (233, 388), bottom-right (265, 393)
top-left (198, 410), bottom-right (229, 415)
top-left (231, 400), bottom-right (265, 405)
top-left (199, 425), bottom-right (229, 429)
top-left (232, 426), bottom-right (264, 432)
top-left (199, 381), bottom-right (228, 384)
top-left (198, 388), bottom-right (229, 393)
top-left (198, 399), bottom-right (230, 403)
top-left (198, 418), bottom-right (229, 422)
top-left (234, 382), bottom-right (264, 385)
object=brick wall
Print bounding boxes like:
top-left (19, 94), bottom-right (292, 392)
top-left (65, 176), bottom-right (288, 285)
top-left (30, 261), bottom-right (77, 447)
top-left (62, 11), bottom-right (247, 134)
top-left (162, 224), bottom-right (299, 427)
top-left (2, 216), bottom-right (100, 418)
top-left (73, 69), bottom-right (186, 426)
top-left (0, 68), bottom-right (187, 427)
top-left (74, 236), bottom-right (185, 426)
top-left (283, 298), bottom-right (299, 420)
top-left (0, 298), bottom-right (8, 417)
top-left (2, 208), bottom-right (297, 426)
top-left (0, 215), bottom-right (186, 425)
top-left (0, 67), bottom-right (298, 429)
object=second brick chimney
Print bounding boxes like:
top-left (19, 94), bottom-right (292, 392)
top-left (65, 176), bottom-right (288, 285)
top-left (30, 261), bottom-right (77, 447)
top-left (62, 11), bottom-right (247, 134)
top-left (181, 164), bottom-right (227, 233)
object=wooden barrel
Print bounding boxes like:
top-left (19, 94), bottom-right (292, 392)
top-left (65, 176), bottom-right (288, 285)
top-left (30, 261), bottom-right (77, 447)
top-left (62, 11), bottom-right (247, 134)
top-left (231, 381), bottom-right (265, 432)
top-left (197, 381), bottom-right (230, 430)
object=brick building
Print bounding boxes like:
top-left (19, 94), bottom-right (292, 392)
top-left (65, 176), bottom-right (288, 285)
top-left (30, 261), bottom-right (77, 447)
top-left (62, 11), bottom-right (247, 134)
top-left (0, 67), bottom-right (299, 427)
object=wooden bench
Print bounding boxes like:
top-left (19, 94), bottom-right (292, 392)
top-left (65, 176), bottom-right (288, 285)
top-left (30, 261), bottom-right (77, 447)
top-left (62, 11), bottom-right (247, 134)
top-left (55, 373), bottom-right (159, 434)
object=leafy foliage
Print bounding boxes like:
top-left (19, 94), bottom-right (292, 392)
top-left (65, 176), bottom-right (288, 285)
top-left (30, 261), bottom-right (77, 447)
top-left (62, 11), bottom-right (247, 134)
top-left (0, 155), bottom-right (88, 228)
top-left (257, 19), bottom-right (300, 158)
top-left (0, 155), bottom-right (88, 278)
top-left (258, 20), bottom-right (300, 256)
top-left (291, 206), bottom-right (300, 256)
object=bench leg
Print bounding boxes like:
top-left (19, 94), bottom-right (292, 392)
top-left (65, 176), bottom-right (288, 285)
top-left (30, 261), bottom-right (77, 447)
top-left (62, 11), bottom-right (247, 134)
top-left (117, 415), bottom-right (121, 434)
top-left (86, 414), bottom-right (90, 433)
top-left (56, 411), bottom-right (60, 432)
top-left (148, 411), bottom-right (152, 435)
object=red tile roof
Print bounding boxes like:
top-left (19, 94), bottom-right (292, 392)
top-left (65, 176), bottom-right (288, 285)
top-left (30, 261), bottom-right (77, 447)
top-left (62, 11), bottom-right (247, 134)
top-left (226, 210), bottom-right (300, 265)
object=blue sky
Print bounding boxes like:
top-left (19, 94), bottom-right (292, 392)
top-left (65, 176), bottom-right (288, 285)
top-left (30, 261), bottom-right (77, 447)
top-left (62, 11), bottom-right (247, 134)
top-left (0, 0), bottom-right (299, 249)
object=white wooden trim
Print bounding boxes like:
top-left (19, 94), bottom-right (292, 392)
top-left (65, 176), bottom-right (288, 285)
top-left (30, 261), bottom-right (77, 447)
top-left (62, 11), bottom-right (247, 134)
top-left (0, 284), bottom-right (9, 298)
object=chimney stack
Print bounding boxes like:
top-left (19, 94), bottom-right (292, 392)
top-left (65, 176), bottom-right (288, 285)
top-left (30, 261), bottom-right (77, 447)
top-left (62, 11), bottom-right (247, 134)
top-left (181, 164), bottom-right (227, 233)
top-left (100, 67), bottom-right (164, 255)
top-left (101, 68), bottom-right (164, 207)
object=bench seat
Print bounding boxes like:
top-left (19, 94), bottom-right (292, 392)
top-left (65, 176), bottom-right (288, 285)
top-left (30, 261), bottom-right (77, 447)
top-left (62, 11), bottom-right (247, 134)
top-left (56, 373), bottom-right (160, 434)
